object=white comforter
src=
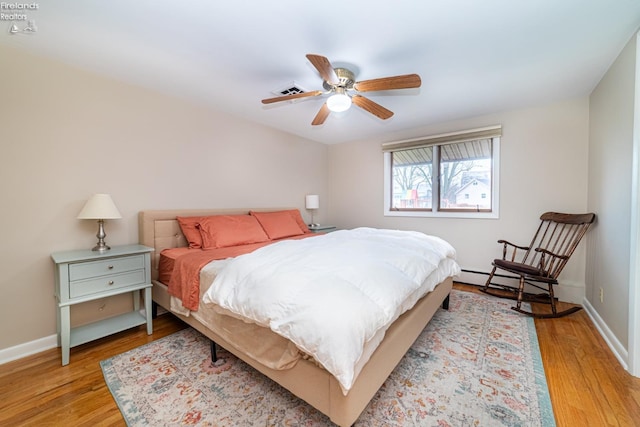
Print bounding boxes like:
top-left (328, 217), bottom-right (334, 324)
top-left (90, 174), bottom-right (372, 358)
top-left (202, 227), bottom-right (460, 393)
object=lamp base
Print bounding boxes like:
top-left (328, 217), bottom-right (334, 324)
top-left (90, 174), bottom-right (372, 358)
top-left (91, 242), bottom-right (111, 252)
top-left (91, 219), bottom-right (111, 252)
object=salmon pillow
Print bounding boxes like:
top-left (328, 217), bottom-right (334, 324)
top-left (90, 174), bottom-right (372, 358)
top-left (250, 210), bottom-right (307, 240)
top-left (284, 209), bottom-right (311, 234)
top-left (177, 216), bottom-right (204, 249)
top-left (198, 215), bottom-right (270, 249)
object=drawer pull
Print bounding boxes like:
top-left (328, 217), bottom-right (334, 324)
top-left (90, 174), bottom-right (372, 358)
top-left (108, 280), bottom-right (115, 285)
top-left (108, 265), bottom-right (114, 270)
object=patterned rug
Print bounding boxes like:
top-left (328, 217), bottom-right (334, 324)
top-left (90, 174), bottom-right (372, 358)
top-left (101, 290), bottom-right (555, 426)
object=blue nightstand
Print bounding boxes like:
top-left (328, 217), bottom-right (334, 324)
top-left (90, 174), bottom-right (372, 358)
top-left (51, 244), bottom-right (154, 365)
top-left (308, 225), bottom-right (337, 233)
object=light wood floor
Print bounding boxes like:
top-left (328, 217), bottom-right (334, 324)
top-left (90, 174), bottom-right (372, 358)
top-left (0, 284), bottom-right (639, 426)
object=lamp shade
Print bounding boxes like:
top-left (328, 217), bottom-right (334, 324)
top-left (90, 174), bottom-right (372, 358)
top-left (77, 194), bottom-right (122, 219)
top-left (305, 194), bottom-right (319, 209)
top-left (326, 89), bottom-right (352, 113)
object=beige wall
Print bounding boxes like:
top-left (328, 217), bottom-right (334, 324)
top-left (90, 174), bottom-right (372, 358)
top-left (328, 98), bottom-right (590, 302)
top-left (587, 33), bottom-right (637, 351)
top-left (0, 45), bottom-right (328, 353)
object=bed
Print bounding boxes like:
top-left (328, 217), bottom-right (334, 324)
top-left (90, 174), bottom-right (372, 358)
top-left (138, 208), bottom-right (459, 426)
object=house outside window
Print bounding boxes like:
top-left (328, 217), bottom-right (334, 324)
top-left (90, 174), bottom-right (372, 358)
top-left (383, 125), bottom-right (501, 219)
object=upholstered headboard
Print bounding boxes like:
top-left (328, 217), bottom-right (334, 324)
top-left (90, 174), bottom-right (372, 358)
top-left (138, 208), bottom-right (295, 281)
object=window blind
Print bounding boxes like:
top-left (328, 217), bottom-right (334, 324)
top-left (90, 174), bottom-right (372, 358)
top-left (382, 125), bottom-right (502, 152)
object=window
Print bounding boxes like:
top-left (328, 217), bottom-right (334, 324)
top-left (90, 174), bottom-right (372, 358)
top-left (383, 125), bottom-right (501, 218)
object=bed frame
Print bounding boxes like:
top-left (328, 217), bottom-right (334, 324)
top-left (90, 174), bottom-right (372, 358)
top-left (139, 208), bottom-right (453, 426)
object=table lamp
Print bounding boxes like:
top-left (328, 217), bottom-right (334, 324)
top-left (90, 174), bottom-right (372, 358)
top-left (305, 194), bottom-right (319, 227)
top-left (77, 193), bottom-right (122, 251)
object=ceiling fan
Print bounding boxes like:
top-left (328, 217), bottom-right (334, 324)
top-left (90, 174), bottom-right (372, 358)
top-left (261, 54), bottom-right (422, 126)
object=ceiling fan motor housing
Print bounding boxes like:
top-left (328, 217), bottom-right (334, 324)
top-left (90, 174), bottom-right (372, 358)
top-left (323, 67), bottom-right (356, 91)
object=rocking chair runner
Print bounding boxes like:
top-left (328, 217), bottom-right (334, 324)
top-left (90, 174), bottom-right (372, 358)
top-left (481, 212), bottom-right (596, 318)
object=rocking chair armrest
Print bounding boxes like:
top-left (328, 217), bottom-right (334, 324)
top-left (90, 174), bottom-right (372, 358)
top-left (497, 239), bottom-right (530, 262)
top-left (497, 239), bottom-right (529, 251)
top-left (534, 247), bottom-right (570, 260)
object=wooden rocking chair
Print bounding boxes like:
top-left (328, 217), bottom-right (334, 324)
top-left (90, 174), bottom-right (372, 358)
top-left (481, 212), bottom-right (596, 318)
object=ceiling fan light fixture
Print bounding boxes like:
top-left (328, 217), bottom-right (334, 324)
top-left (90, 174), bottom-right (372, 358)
top-left (326, 89), bottom-right (351, 113)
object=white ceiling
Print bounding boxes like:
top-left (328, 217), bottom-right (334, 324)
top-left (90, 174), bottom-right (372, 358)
top-left (3, 0), bottom-right (640, 144)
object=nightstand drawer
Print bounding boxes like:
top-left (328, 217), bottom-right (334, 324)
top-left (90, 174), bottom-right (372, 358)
top-left (69, 270), bottom-right (146, 298)
top-left (69, 255), bottom-right (144, 281)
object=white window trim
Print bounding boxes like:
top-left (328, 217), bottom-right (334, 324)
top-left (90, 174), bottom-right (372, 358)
top-left (383, 137), bottom-right (500, 219)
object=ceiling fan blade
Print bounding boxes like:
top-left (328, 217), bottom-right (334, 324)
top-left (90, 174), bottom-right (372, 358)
top-left (311, 103), bottom-right (330, 126)
top-left (352, 95), bottom-right (394, 120)
top-left (306, 54), bottom-right (339, 85)
top-left (262, 90), bottom-right (323, 104)
top-left (353, 74), bottom-right (421, 92)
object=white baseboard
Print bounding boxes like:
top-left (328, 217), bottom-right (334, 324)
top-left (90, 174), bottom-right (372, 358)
top-left (582, 297), bottom-right (629, 370)
top-left (0, 334), bottom-right (58, 366)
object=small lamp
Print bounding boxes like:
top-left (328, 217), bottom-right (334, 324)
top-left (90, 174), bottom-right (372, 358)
top-left (77, 193), bottom-right (122, 252)
top-left (326, 88), bottom-right (352, 113)
top-left (305, 194), bottom-right (320, 227)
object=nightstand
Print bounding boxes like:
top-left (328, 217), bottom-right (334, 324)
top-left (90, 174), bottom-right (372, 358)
top-left (308, 225), bottom-right (337, 233)
top-left (51, 244), bottom-right (154, 366)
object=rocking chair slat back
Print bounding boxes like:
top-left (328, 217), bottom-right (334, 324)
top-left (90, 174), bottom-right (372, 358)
top-left (523, 212), bottom-right (595, 279)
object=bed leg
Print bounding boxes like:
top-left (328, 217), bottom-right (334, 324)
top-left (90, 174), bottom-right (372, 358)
top-left (151, 301), bottom-right (158, 319)
top-left (210, 341), bottom-right (218, 363)
top-left (442, 294), bottom-right (450, 310)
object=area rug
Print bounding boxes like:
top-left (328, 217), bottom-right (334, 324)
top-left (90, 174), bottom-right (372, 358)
top-left (101, 290), bottom-right (555, 426)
